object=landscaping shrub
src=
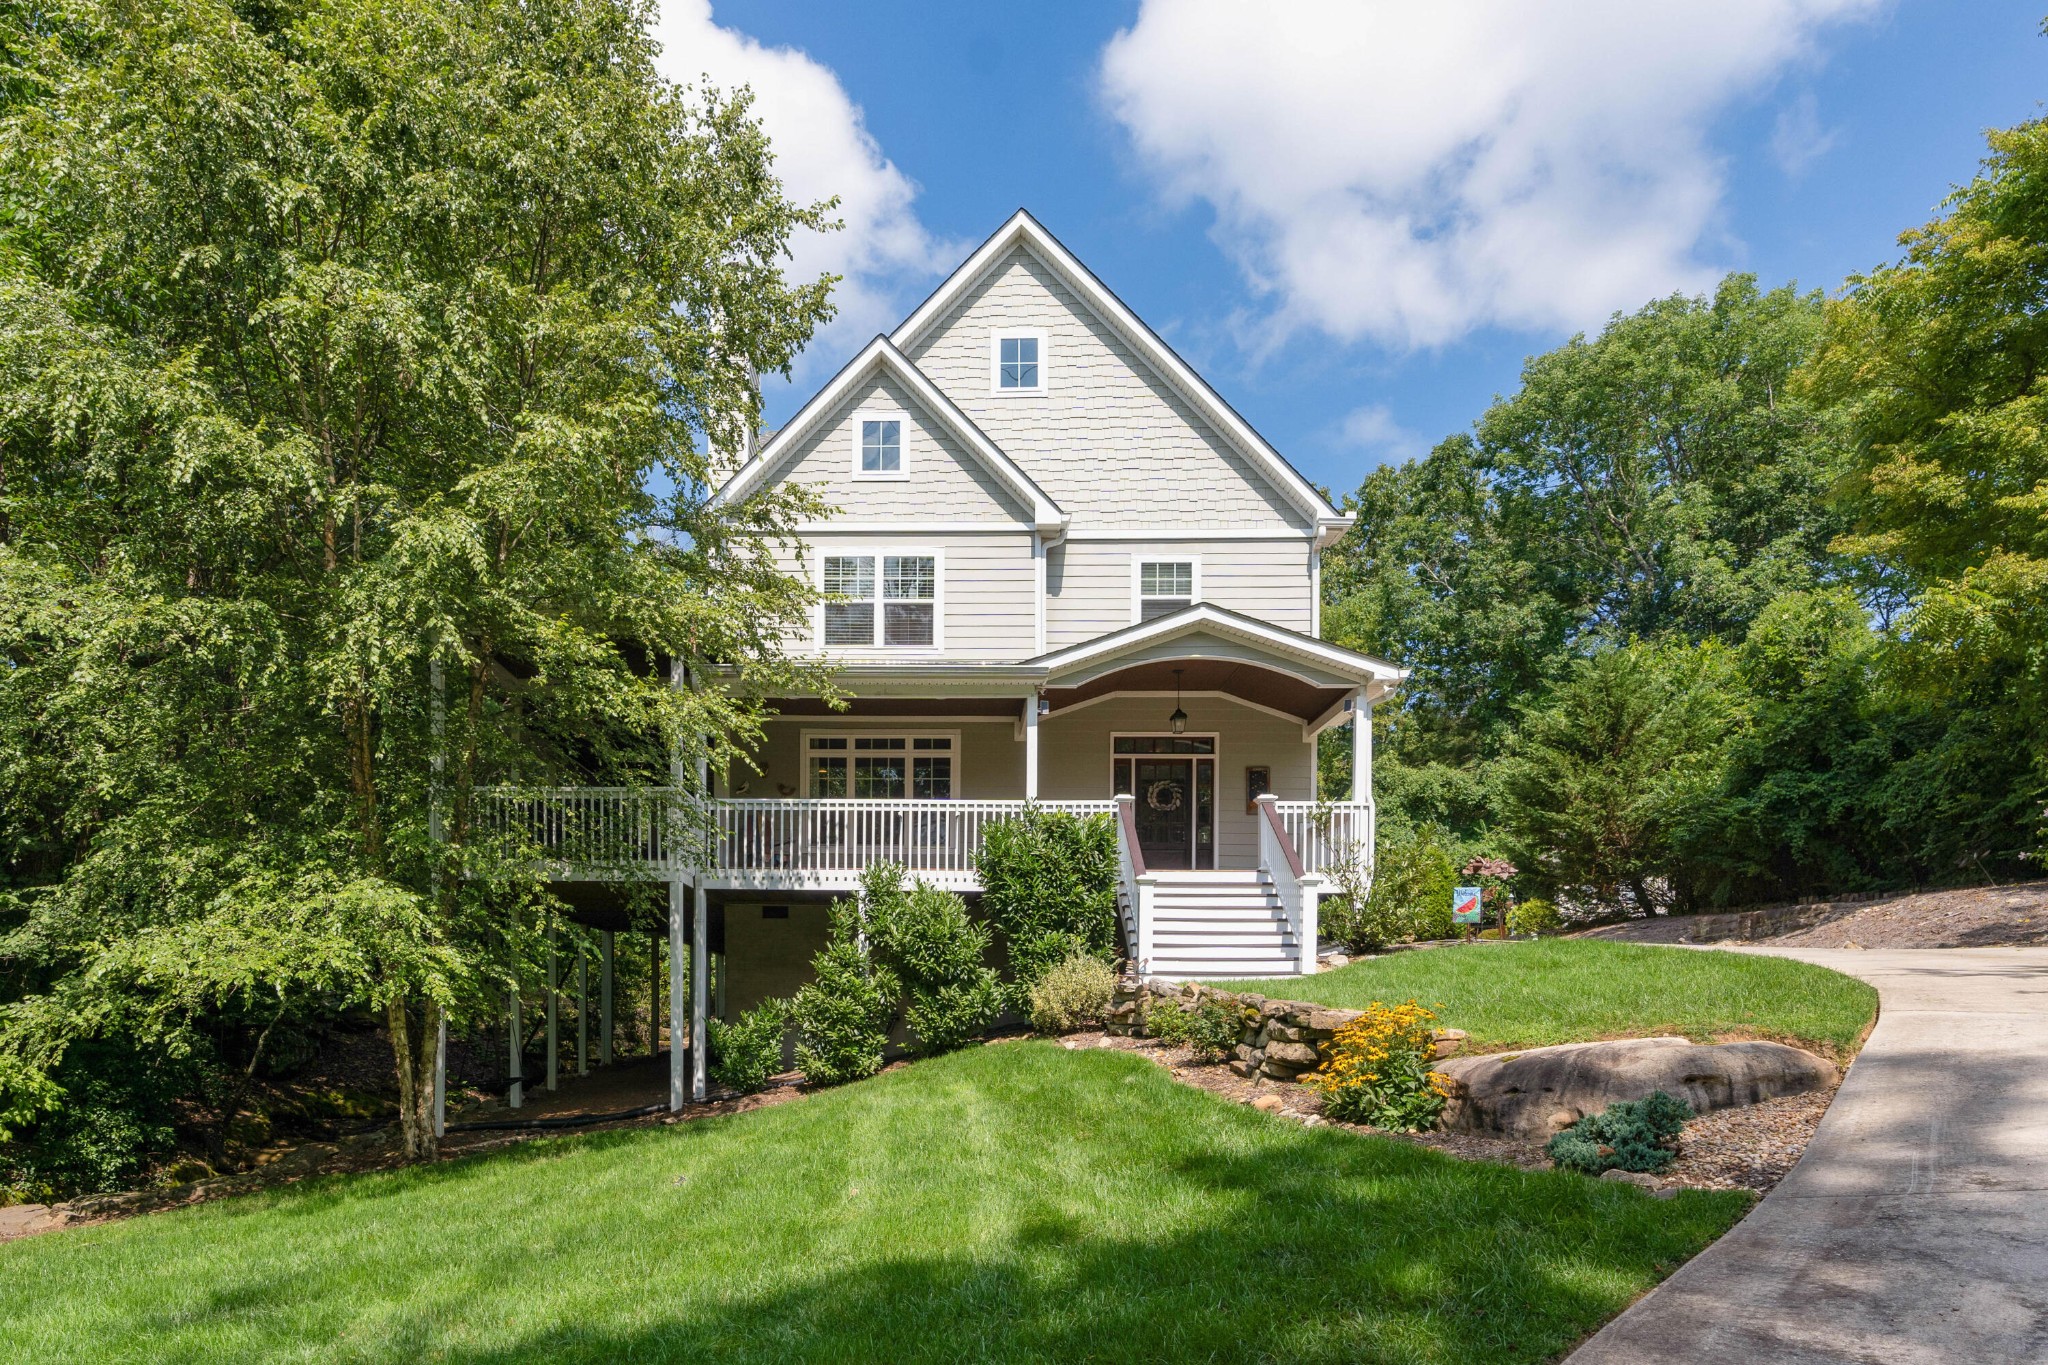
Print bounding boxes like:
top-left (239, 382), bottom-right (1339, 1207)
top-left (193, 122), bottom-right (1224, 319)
top-left (1507, 898), bottom-right (1562, 936)
top-left (1305, 1000), bottom-right (1451, 1132)
top-left (861, 865), bottom-right (1002, 1055)
top-left (1144, 996), bottom-right (1241, 1061)
top-left (707, 999), bottom-right (788, 1095)
top-left (1330, 829), bottom-right (1458, 949)
top-left (0, 1041), bottom-right (183, 1201)
top-left (976, 809), bottom-right (1121, 1005)
top-left (1546, 1092), bottom-right (1694, 1175)
top-left (788, 904), bottom-right (898, 1087)
top-left (1026, 951), bottom-right (1117, 1034)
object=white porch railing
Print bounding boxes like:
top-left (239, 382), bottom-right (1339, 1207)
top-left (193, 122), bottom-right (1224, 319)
top-left (1112, 793), bottom-right (1155, 973)
top-left (476, 788), bottom-right (1117, 889)
top-left (1256, 795), bottom-right (1322, 974)
top-left (1273, 800), bottom-right (1375, 885)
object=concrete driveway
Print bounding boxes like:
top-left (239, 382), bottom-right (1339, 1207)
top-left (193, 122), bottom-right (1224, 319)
top-left (1569, 946), bottom-right (2048, 1364)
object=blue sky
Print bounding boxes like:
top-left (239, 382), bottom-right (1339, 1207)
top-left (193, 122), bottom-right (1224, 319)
top-left (660, 2), bottom-right (2046, 500)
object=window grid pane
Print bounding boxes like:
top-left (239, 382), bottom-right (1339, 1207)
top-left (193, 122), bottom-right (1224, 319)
top-left (883, 556), bottom-right (934, 600)
top-left (912, 756), bottom-right (952, 800)
top-left (824, 602), bottom-right (874, 645)
top-left (999, 335), bottom-right (1040, 389)
top-left (860, 419), bottom-right (901, 472)
top-left (884, 602), bottom-right (934, 647)
top-left (823, 556), bottom-right (874, 596)
top-left (1141, 561), bottom-right (1192, 597)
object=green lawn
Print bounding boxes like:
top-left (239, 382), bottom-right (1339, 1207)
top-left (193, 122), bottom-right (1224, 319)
top-left (2, 1041), bottom-right (1748, 1364)
top-left (1222, 940), bottom-right (1877, 1055)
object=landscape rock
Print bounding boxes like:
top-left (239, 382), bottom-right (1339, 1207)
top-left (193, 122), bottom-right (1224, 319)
top-left (1264, 1041), bottom-right (1319, 1068)
top-left (1600, 1169), bottom-right (1663, 1189)
top-left (1250, 1094), bottom-right (1285, 1112)
top-left (1436, 1036), bottom-right (1838, 1138)
top-left (1433, 1028), bottom-right (1468, 1059)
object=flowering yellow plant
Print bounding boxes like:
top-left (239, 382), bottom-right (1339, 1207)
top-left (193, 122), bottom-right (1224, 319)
top-left (1305, 999), bottom-right (1452, 1131)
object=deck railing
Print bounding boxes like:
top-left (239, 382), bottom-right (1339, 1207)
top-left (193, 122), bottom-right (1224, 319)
top-left (476, 788), bottom-right (1117, 886)
top-left (1272, 800), bottom-right (1375, 884)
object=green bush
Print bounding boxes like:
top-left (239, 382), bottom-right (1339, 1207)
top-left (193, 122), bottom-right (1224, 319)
top-left (862, 865), bottom-right (1001, 1056)
top-left (976, 810), bottom-right (1121, 1005)
top-left (707, 998), bottom-right (788, 1095)
top-left (1326, 828), bottom-right (1459, 949)
top-left (1144, 996), bottom-right (1242, 1062)
top-left (1546, 1092), bottom-right (1693, 1175)
top-left (788, 903), bottom-right (899, 1087)
top-left (0, 1042), bottom-right (182, 1201)
top-left (1507, 898), bottom-right (1562, 936)
top-left (1027, 951), bottom-right (1118, 1034)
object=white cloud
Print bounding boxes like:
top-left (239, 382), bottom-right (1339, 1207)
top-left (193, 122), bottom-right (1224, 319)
top-left (1099, 0), bottom-right (1880, 351)
top-left (1336, 404), bottom-right (1429, 465)
top-left (651, 2), bottom-right (955, 374)
top-left (1771, 90), bottom-right (1841, 179)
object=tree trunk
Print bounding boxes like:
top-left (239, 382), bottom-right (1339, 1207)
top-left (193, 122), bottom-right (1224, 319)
top-left (386, 994), bottom-right (442, 1162)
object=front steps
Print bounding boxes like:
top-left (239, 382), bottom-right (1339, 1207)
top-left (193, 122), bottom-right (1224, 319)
top-left (1145, 869), bottom-right (1302, 980)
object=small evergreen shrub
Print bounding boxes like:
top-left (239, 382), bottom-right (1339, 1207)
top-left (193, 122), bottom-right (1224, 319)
top-left (976, 810), bottom-right (1121, 1006)
top-left (1026, 951), bottom-right (1117, 1034)
top-left (707, 998), bottom-right (788, 1094)
top-left (1145, 996), bottom-right (1241, 1061)
top-left (789, 903), bottom-right (898, 1087)
top-left (862, 865), bottom-right (1002, 1056)
top-left (1507, 898), bottom-right (1562, 936)
top-left (1546, 1092), bottom-right (1693, 1175)
top-left (1305, 1000), bottom-right (1451, 1132)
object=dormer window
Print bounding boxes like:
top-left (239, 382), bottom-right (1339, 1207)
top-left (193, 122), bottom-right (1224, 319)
top-left (989, 329), bottom-right (1047, 394)
top-left (852, 412), bottom-right (906, 479)
top-left (1136, 558), bottom-right (1198, 622)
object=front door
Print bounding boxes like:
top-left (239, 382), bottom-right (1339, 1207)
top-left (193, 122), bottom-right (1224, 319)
top-left (1113, 737), bottom-right (1216, 869)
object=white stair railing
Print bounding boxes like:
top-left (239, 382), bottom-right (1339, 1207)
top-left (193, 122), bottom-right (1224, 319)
top-left (1272, 800), bottom-right (1374, 885)
top-left (1257, 794), bottom-right (1324, 975)
top-left (1112, 793), bottom-right (1155, 975)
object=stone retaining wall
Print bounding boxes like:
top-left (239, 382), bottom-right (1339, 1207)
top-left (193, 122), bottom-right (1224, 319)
top-left (1106, 976), bottom-right (1370, 1082)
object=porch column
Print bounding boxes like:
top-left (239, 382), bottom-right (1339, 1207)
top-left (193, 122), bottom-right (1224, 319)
top-left (508, 989), bottom-right (523, 1109)
top-left (1350, 690), bottom-right (1373, 804)
top-left (691, 883), bottom-right (710, 1103)
top-left (668, 877), bottom-right (686, 1111)
top-left (1023, 695), bottom-right (1040, 801)
top-left (600, 930), bottom-right (614, 1066)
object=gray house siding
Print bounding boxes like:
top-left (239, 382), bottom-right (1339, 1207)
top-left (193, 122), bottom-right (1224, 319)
top-left (778, 531), bottom-right (1038, 663)
top-left (1046, 539), bottom-right (1315, 647)
top-left (902, 246), bottom-right (1310, 532)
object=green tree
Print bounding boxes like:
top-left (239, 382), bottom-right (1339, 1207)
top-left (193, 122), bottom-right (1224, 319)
top-left (1495, 644), bottom-right (1743, 914)
top-left (1805, 114), bottom-right (2048, 861)
top-left (0, 0), bottom-right (832, 1160)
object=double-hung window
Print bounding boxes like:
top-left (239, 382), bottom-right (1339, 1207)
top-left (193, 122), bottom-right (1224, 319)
top-left (990, 330), bottom-right (1047, 394)
top-left (853, 413), bottom-right (904, 478)
top-left (1136, 559), bottom-right (1197, 621)
top-left (807, 734), bottom-right (955, 799)
top-left (822, 552), bottom-right (937, 647)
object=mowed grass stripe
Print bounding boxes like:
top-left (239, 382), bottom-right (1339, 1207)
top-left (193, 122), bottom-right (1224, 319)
top-left (1221, 940), bottom-right (1878, 1055)
top-left (2, 1041), bottom-right (1746, 1364)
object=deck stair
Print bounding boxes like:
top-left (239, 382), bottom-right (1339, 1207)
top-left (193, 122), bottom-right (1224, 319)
top-left (1145, 869), bottom-right (1301, 980)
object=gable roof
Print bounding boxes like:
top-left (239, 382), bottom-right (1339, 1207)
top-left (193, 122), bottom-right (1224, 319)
top-left (1032, 602), bottom-right (1406, 698)
top-left (708, 335), bottom-right (1065, 534)
top-left (892, 210), bottom-right (1354, 546)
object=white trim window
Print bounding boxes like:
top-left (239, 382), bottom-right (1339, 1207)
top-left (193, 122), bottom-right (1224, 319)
top-left (820, 550), bottom-right (941, 648)
top-left (1134, 557), bottom-right (1199, 622)
top-left (989, 329), bottom-right (1048, 394)
top-left (851, 411), bottom-right (907, 479)
top-left (805, 732), bottom-right (958, 799)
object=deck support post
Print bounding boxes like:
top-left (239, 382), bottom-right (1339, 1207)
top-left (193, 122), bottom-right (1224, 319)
top-left (433, 1014), bottom-right (446, 1138)
top-left (1023, 695), bottom-right (1040, 801)
top-left (650, 931), bottom-right (660, 1057)
top-left (668, 878), bottom-right (686, 1111)
top-left (576, 945), bottom-right (589, 1077)
top-left (508, 989), bottom-right (523, 1109)
top-left (600, 931), bottom-right (614, 1066)
top-left (691, 883), bottom-right (709, 1103)
top-left (545, 925), bottom-right (558, 1092)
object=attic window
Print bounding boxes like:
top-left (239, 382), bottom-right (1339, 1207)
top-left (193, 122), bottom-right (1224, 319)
top-left (853, 414), bottom-right (905, 478)
top-left (990, 330), bottom-right (1047, 394)
top-left (1136, 559), bottom-right (1197, 622)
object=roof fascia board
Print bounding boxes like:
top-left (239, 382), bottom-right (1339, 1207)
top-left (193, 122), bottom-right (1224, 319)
top-left (892, 210), bottom-right (1339, 528)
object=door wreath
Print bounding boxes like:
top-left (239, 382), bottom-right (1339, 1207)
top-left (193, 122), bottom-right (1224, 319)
top-left (1145, 779), bottom-right (1184, 813)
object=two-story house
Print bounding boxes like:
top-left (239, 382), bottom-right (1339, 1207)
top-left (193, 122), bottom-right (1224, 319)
top-left (491, 212), bottom-right (1403, 1109)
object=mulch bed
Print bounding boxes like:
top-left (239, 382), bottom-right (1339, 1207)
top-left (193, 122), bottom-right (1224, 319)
top-left (1060, 1030), bottom-right (1836, 1196)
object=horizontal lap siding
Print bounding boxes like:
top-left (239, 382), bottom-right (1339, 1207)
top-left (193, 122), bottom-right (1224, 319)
top-left (1046, 540), bottom-right (1315, 647)
top-left (903, 248), bottom-right (1311, 533)
top-left (771, 373), bottom-right (1029, 523)
top-left (1035, 696), bottom-right (1315, 870)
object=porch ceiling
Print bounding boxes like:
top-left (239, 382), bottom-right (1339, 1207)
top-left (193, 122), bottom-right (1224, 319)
top-left (1044, 659), bottom-right (1346, 723)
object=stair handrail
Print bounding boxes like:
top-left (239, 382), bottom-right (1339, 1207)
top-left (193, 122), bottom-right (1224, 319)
top-left (1112, 793), bottom-right (1154, 975)
top-left (1256, 793), bottom-right (1322, 975)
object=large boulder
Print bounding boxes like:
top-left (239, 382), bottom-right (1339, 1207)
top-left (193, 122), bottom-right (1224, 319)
top-left (1435, 1036), bottom-right (1837, 1138)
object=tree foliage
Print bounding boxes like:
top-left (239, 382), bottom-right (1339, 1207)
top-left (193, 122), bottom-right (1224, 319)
top-left (0, 0), bottom-right (834, 1159)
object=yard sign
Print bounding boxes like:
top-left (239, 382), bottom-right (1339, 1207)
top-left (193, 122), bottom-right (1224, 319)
top-left (1451, 885), bottom-right (1484, 926)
